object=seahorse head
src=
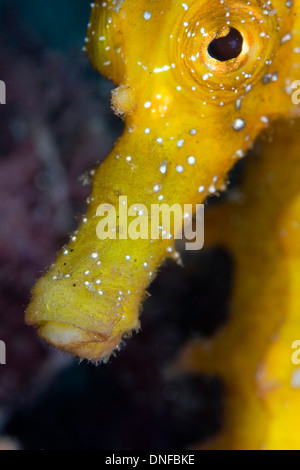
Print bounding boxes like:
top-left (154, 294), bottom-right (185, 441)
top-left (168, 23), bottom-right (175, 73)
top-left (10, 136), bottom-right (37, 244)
top-left (25, 0), bottom-right (300, 362)
top-left (87, 0), bottom-right (298, 168)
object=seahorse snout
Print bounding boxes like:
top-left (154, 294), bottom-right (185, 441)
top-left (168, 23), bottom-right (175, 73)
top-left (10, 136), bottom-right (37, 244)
top-left (25, 236), bottom-right (145, 361)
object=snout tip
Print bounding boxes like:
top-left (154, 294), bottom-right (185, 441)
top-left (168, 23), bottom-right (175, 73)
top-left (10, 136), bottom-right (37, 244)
top-left (37, 321), bottom-right (122, 362)
top-left (25, 269), bottom-right (140, 362)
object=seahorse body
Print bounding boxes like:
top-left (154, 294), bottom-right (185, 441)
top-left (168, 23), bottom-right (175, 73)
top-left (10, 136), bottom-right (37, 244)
top-left (26, 0), bottom-right (300, 367)
top-left (176, 119), bottom-right (300, 450)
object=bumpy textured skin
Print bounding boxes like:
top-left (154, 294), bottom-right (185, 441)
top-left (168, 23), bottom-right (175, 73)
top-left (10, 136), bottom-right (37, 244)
top-left (26, 0), bottom-right (300, 366)
top-left (177, 119), bottom-right (300, 450)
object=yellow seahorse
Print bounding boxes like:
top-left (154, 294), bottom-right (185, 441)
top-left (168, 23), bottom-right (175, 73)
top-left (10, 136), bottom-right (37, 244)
top-left (26, 0), bottom-right (300, 369)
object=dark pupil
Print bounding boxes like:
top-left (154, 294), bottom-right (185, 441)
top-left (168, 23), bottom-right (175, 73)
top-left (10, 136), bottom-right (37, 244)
top-left (208, 28), bottom-right (243, 61)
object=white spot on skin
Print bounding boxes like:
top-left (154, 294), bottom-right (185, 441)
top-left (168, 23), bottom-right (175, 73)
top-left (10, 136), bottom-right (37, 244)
top-left (176, 165), bottom-right (184, 173)
top-left (187, 156), bottom-right (196, 165)
top-left (153, 65), bottom-right (171, 73)
top-left (236, 149), bottom-right (244, 158)
top-left (159, 162), bottom-right (167, 174)
top-left (261, 116), bottom-right (269, 125)
top-left (281, 33), bottom-right (292, 44)
top-left (233, 119), bottom-right (246, 131)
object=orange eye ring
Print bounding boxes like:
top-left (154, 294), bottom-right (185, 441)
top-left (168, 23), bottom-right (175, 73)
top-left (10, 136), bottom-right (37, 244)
top-left (171, 0), bottom-right (278, 104)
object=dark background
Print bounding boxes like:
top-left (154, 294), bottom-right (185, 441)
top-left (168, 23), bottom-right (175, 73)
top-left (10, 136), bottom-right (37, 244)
top-left (0, 0), bottom-right (230, 450)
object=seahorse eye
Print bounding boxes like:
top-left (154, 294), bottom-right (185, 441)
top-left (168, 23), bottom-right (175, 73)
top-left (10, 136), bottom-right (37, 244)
top-left (208, 28), bottom-right (243, 62)
top-left (172, 2), bottom-right (278, 103)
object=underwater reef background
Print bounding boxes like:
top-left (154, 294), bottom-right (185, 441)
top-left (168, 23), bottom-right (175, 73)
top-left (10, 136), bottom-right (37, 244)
top-left (0, 0), bottom-right (237, 450)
